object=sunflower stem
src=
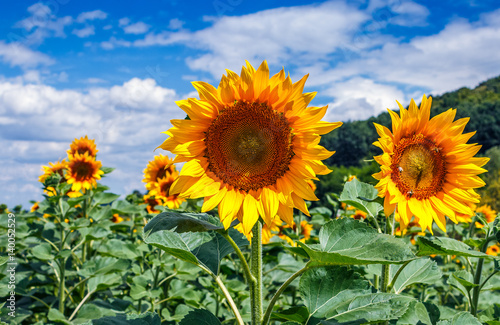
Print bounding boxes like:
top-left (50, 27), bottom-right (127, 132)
top-left (250, 220), bottom-right (263, 325)
top-left (471, 230), bottom-right (494, 316)
top-left (381, 210), bottom-right (395, 293)
top-left (220, 231), bottom-right (255, 285)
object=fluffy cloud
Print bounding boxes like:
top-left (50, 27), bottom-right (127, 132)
top-left (76, 10), bottom-right (108, 23)
top-left (72, 26), bottom-right (95, 38)
top-left (0, 78), bottom-right (182, 208)
top-left (123, 22), bottom-right (150, 34)
top-left (14, 3), bottom-right (73, 45)
top-left (0, 41), bottom-right (54, 68)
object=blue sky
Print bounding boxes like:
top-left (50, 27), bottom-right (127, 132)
top-left (1, 0), bottom-right (500, 209)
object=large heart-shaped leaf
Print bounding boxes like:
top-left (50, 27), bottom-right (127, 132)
top-left (436, 311), bottom-right (481, 325)
top-left (179, 309), bottom-right (221, 325)
top-left (298, 218), bottom-right (415, 265)
top-left (397, 301), bottom-right (432, 325)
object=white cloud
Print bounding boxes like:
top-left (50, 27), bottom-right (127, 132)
top-left (101, 37), bottom-right (132, 50)
top-left (168, 18), bottom-right (184, 30)
top-left (14, 3), bottom-right (73, 45)
top-left (123, 22), bottom-right (150, 34)
top-left (72, 25), bottom-right (95, 38)
top-left (133, 1), bottom-right (370, 76)
top-left (119, 17), bottom-right (131, 27)
top-left (0, 78), bottom-right (182, 208)
top-left (0, 41), bottom-right (54, 68)
top-left (76, 10), bottom-right (108, 23)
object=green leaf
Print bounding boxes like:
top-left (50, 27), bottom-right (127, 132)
top-left (100, 166), bottom-right (115, 174)
top-left (448, 270), bottom-right (476, 302)
top-left (89, 312), bottom-right (161, 325)
top-left (179, 309), bottom-right (221, 324)
top-left (271, 306), bottom-right (310, 323)
top-left (327, 293), bottom-right (413, 323)
top-left (75, 303), bottom-right (115, 321)
top-left (93, 193), bottom-right (120, 205)
top-left (31, 243), bottom-right (54, 261)
top-left (111, 199), bottom-right (143, 214)
top-left (339, 178), bottom-right (383, 218)
top-left (67, 196), bottom-right (86, 207)
top-left (144, 211), bottom-right (223, 235)
top-left (87, 273), bottom-right (122, 293)
top-left (300, 266), bottom-right (370, 319)
top-left (0, 256), bottom-right (8, 266)
top-left (48, 308), bottom-right (71, 324)
top-left (298, 218), bottom-right (415, 265)
top-left (417, 236), bottom-right (490, 258)
top-left (397, 301), bottom-right (432, 325)
top-left (436, 311), bottom-right (481, 325)
top-left (144, 230), bottom-right (205, 266)
top-left (192, 228), bottom-right (249, 275)
top-left (392, 258), bottom-right (443, 293)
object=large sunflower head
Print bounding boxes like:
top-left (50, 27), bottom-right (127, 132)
top-left (39, 159), bottom-right (68, 183)
top-left (158, 61), bottom-right (341, 234)
top-left (65, 152), bottom-right (104, 192)
top-left (143, 154), bottom-right (176, 191)
top-left (373, 95), bottom-right (489, 233)
top-left (67, 135), bottom-right (98, 158)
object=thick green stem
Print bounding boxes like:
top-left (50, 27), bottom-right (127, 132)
top-left (58, 258), bottom-right (66, 314)
top-left (471, 237), bottom-right (492, 316)
top-left (380, 211), bottom-right (394, 293)
top-left (250, 221), bottom-right (263, 325)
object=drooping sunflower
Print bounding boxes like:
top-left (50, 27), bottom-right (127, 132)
top-left (158, 61), bottom-right (341, 234)
top-left (373, 95), bottom-right (489, 232)
top-left (143, 154), bottom-right (176, 191)
top-left (66, 152), bottom-right (104, 192)
top-left (144, 194), bottom-right (166, 214)
top-left (278, 220), bottom-right (313, 246)
top-left (475, 204), bottom-right (497, 227)
top-left (39, 159), bottom-right (68, 183)
top-left (67, 135), bottom-right (98, 158)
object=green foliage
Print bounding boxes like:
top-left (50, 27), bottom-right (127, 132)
top-left (298, 218), bottom-right (415, 265)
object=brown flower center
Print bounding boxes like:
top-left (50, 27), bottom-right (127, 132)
top-left (73, 161), bottom-right (95, 181)
top-left (391, 134), bottom-right (446, 199)
top-left (205, 101), bottom-right (294, 191)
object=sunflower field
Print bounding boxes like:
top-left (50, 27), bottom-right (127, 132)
top-left (1, 61), bottom-right (499, 325)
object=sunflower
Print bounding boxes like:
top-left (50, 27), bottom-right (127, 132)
top-left (475, 204), bottom-right (497, 228)
top-left (111, 214), bottom-right (124, 223)
top-left (30, 202), bottom-right (40, 212)
top-left (373, 95), bottom-right (489, 232)
top-left (144, 194), bottom-right (165, 214)
top-left (66, 152), bottom-right (104, 192)
top-left (278, 220), bottom-right (313, 246)
top-left (143, 154), bottom-right (176, 191)
top-left (486, 244), bottom-right (499, 256)
top-left (158, 61), bottom-right (341, 234)
top-left (39, 159), bottom-right (67, 183)
top-left (394, 222), bottom-right (426, 245)
top-left (67, 135), bottom-right (98, 158)
top-left (351, 210), bottom-right (367, 220)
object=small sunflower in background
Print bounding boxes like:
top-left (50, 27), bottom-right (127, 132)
top-left (111, 214), bottom-right (124, 223)
top-left (66, 152), bottom-right (104, 192)
top-left (373, 95), bottom-right (489, 233)
top-left (475, 204), bottom-right (498, 228)
top-left (158, 60), bottom-right (341, 234)
top-left (142, 154), bottom-right (176, 191)
top-left (486, 244), bottom-right (499, 256)
top-left (143, 155), bottom-right (185, 211)
top-left (351, 210), bottom-right (367, 220)
top-left (67, 135), bottom-right (98, 158)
